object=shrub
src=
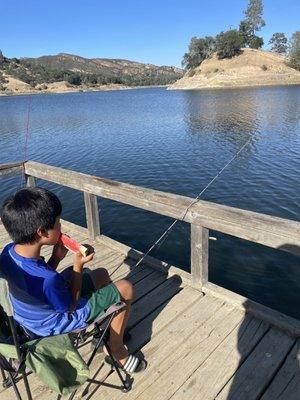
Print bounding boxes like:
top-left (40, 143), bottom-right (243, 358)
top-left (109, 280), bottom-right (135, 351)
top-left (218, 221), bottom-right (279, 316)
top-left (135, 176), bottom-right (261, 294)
top-left (187, 70), bottom-right (196, 77)
top-left (67, 74), bottom-right (82, 85)
top-left (261, 64), bottom-right (268, 71)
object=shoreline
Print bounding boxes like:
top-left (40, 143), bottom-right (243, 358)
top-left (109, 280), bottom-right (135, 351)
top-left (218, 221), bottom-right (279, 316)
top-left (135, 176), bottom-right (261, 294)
top-left (168, 80), bottom-right (300, 91)
top-left (0, 84), bottom-right (167, 97)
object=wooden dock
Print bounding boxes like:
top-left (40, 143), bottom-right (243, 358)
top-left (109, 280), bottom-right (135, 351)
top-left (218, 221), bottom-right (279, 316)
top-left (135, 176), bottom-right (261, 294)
top-left (0, 161), bottom-right (300, 399)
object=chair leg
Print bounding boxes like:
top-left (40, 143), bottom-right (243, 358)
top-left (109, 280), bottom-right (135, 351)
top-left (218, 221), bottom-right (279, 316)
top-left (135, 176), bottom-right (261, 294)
top-left (86, 312), bottom-right (115, 367)
top-left (21, 370), bottom-right (33, 400)
top-left (7, 371), bottom-right (23, 400)
top-left (103, 339), bottom-right (131, 392)
top-left (0, 366), bottom-right (6, 383)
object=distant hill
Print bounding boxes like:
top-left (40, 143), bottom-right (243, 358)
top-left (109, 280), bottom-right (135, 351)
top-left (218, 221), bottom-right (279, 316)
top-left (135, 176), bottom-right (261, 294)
top-left (0, 53), bottom-right (183, 95)
top-left (170, 49), bottom-right (300, 90)
top-left (25, 53), bottom-right (183, 80)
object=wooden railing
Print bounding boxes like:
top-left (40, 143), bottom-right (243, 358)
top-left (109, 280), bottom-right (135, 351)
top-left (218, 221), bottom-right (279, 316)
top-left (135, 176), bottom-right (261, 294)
top-left (0, 162), bottom-right (24, 179)
top-left (2, 160), bottom-right (300, 334)
top-left (24, 160), bottom-right (300, 280)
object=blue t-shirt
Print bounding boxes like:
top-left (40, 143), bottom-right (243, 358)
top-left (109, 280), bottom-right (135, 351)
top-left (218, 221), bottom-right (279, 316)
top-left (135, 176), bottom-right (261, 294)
top-left (0, 243), bottom-right (91, 336)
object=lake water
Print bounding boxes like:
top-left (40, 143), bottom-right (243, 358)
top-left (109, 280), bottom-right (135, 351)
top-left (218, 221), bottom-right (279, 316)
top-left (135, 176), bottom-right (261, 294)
top-left (0, 86), bottom-right (299, 317)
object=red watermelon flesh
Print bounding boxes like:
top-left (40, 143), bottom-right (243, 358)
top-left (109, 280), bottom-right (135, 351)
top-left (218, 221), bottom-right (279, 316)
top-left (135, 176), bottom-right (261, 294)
top-left (59, 234), bottom-right (89, 256)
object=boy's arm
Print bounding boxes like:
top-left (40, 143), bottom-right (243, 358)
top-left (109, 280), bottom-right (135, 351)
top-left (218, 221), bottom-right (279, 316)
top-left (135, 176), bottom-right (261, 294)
top-left (69, 252), bottom-right (94, 312)
top-left (48, 243), bottom-right (68, 270)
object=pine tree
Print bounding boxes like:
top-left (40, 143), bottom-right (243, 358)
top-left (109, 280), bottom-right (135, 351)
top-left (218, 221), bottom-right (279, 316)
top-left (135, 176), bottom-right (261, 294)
top-left (244, 0), bottom-right (265, 35)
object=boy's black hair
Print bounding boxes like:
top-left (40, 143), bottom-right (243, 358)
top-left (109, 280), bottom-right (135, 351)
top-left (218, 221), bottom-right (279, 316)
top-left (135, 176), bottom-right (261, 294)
top-left (0, 187), bottom-right (62, 244)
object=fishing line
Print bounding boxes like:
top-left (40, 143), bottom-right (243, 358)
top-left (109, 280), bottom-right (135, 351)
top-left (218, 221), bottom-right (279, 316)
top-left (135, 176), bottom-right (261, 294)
top-left (131, 134), bottom-right (254, 269)
top-left (20, 96), bottom-right (32, 187)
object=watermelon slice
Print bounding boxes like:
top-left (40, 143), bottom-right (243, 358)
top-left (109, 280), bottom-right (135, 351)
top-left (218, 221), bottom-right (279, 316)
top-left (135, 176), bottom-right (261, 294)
top-left (59, 234), bottom-right (94, 257)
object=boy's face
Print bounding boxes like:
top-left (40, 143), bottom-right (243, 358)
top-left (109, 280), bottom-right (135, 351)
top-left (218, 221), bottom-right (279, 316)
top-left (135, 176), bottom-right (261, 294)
top-left (39, 217), bottom-right (61, 245)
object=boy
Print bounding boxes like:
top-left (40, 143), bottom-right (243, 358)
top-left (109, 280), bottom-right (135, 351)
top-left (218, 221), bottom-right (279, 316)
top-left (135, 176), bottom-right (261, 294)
top-left (0, 187), bottom-right (144, 373)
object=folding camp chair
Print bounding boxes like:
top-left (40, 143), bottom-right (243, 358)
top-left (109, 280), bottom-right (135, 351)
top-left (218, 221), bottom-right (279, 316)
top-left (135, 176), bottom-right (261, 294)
top-left (0, 274), bottom-right (132, 400)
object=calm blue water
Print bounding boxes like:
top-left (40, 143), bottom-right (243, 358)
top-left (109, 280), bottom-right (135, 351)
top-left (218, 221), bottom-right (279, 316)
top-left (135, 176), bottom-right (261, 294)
top-left (0, 87), bottom-right (299, 317)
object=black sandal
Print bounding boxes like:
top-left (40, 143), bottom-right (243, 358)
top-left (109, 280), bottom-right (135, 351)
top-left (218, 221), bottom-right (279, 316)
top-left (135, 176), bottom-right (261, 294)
top-left (105, 354), bottom-right (147, 374)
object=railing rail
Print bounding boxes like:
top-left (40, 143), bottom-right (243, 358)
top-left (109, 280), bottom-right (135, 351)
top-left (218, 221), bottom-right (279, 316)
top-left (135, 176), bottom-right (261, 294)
top-left (0, 162), bottom-right (25, 178)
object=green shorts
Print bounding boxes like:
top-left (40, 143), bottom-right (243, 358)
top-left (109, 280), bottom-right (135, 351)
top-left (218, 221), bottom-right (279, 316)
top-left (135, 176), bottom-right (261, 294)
top-left (81, 272), bottom-right (121, 324)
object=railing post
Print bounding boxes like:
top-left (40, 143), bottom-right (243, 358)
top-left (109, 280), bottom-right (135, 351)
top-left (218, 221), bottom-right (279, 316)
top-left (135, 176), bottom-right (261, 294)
top-left (190, 224), bottom-right (209, 291)
top-left (25, 175), bottom-right (36, 188)
top-left (84, 192), bottom-right (100, 241)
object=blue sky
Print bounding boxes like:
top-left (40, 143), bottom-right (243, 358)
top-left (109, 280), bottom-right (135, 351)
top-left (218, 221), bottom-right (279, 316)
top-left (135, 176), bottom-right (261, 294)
top-left (1, 0), bottom-right (299, 67)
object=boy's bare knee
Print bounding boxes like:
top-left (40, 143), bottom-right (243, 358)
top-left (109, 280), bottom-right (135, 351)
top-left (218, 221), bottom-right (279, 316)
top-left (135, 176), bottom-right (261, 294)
top-left (115, 279), bottom-right (134, 301)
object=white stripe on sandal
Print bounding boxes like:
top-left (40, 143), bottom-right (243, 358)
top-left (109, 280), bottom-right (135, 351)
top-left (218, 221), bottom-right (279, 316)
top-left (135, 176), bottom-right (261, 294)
top-left (123, 355), bottom-right (139, 373)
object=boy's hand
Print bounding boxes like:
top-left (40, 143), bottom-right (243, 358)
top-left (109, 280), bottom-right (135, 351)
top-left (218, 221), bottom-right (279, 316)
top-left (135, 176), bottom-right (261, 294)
top-left (73, 251), bottom-right (95, 271)
top-left (51, 242), bottom-right (68, 262)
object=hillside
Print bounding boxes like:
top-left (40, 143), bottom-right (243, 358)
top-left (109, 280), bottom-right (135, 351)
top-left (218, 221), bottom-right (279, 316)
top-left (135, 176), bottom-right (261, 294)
top-left (26, 53), bottom-right (182, 79)
top-left (0, 53), bottom-right (183, 95)
top-left (170, 49), bottom-right (300, 90)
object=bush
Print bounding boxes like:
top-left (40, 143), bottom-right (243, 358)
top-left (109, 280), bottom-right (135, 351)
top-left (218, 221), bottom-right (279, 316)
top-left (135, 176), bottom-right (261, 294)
top-left (261, 64), bottom-right (268, 71)
top-left (187, 70), bottom-right (196, 77)
top-left (67, 74), bottom-right (82, 85)
top-left (216, 30), bottom-right (243, 59)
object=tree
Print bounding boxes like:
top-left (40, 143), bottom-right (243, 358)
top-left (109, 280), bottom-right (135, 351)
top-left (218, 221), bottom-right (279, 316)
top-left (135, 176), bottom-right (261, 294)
top-left (182, 36), bottom-right (216, 70)
top-left (249, 35), bottom-right (264, 49)
top-left (216, 30), bottom-right (243, 59)
top-left (239, 20), bottom-right (252, 47)
top-left (239, 19), bottom-right (263, 49)
top-left (269, 33), bottom-right (288, 54)
top-left (288, 31), bottom-right (300, 71)
top-left (244, 0), bottom-right (265, 36)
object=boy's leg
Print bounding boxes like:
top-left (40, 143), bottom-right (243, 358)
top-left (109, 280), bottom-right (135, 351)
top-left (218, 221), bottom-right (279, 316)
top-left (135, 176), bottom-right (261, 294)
top-left (88, 269), bottom-right (133, 365)
top-left (109, 279), bottom-right (133, 365)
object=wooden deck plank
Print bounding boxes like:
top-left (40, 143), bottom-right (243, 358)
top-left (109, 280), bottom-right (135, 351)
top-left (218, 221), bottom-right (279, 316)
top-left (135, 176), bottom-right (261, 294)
top-left (216, 328), bottom-right (295, 400)
top-left (133, 305), bottom-right (245, 400)
top-left (261, 340), bottom-right (300, 400)
top-left (171, 315), bottom-right (269, 400)
top-left (127, 275), bottom-right (183, 330)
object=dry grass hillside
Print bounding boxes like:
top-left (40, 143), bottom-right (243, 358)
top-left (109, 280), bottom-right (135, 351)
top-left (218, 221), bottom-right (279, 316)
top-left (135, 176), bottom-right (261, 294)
top-left (170, 48), bottom-right (300, 90)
